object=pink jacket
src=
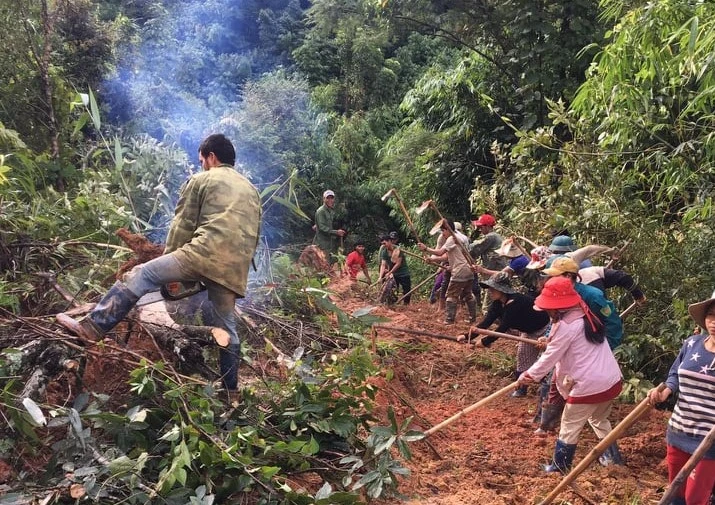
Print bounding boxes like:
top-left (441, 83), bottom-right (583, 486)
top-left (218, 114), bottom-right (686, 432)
top-left (524, 308), bottom-right (622, 399)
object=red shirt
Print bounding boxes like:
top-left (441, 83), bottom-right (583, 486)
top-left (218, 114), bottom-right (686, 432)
top-left (346, 250), bottom-right (366, 279)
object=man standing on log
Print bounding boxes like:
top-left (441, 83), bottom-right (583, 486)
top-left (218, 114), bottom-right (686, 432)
top-left (56, 133), bottom-right (262, 394)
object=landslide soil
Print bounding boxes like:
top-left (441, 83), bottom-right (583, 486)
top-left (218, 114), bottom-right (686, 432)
top-left (329, 276), bottom-right (670, 505)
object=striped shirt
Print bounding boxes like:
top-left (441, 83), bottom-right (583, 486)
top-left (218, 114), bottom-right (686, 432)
top-left (665, 334), bottom-right (715, 459)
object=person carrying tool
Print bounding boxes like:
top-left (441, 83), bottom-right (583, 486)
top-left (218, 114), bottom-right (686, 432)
top-left (518, 276), bottom-right (624, 474)
top-left (646, 291), bottom-right (715, 505)
top-left (459, 273), bottom-right (549, 397)
top-left (418, 219), bottom-right (476, 324)
top-left (533, 256), bottom-right (624, 435)
top-left (313, 189), bottom-right (346, 265)
top-left (378, 232), bottom-right (412, 304)
top-left (56, 134), bottom-right (262, 394)
top-left (344, 240), bottom-right (371, 283)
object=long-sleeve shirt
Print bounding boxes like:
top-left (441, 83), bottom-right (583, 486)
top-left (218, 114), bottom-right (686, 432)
top-left (524, 308), bottom-right (622, 401)
top-left (165, 164), bottom-right (261, 297)
top-left (478, 292), bottom-right (550, 346)
top-left (313, 204), bottom-right (339, 254)
top-left (664, 334), bottom-right (715, 459)
top-left (578, 266), bottom-right (645, 300)
top-left (469, 231), bottom-right (506, 270)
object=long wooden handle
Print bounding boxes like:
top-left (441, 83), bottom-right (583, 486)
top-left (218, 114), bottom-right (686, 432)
top-left (396, 271), bottom-right (439, 304)
top-left (392, 192), bottom-right (421, 243)
top-left (401, 248), bottom-right (448, 270)
top-left (468, 327), bottom-right (542, 346)
top-left (424, 381), bottom-right (518, 436)
top-left (374, 324), bottom-right (460, 342)
top-left (619, 301), bottom-right (638, 319)
top-left (657, 423), bottom-right (715, 505)
top-left (538, 383), bottom-right (666, 505)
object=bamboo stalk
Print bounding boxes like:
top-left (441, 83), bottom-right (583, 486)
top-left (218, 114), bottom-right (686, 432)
top-left (424, 381), bottom-right (518, 436)
top-left (538, 383), bottom-right (666, 505)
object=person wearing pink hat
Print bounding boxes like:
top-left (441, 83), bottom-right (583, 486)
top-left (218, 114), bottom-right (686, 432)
top-left (646, 292), bottom-right (715, 505)
top-left (518, 276), bottom-right (624, 474)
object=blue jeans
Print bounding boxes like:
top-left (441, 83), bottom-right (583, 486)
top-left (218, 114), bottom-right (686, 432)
top-left (123, 253), bottom-right (241, 390)
top-left (124, 253), bottom-right (239, 346)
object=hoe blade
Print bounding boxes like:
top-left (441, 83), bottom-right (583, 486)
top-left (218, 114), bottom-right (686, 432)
top-left (415, 200), bottom-right (433, 215)
top-left (381, 188), bottom-right (395, 202)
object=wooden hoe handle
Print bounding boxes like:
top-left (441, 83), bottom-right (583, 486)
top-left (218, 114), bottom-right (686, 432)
top-left (538, 383), bottom-right (666, 505)
top-left (424, 381), bottom-right (518, 437)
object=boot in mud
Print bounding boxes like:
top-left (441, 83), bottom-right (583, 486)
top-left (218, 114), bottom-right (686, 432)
top-left (444, 301), bottom-right (457, 324)
top-left (543, 439), bottom-right (577, 474)
top-left (466, 299), bottom-right (478, 324)
top-left (534, 403), bottom-right (563, 436)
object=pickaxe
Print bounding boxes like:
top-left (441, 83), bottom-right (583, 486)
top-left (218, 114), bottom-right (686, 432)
top-left (381, 188), bottom-right (421, 243)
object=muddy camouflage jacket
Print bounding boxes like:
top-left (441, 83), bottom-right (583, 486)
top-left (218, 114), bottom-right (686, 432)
top-left (165, 164), bottom-right (261, 297)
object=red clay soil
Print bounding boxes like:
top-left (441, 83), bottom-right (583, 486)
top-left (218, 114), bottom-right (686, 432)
top-left (328, 274), bottom-right (671, 505)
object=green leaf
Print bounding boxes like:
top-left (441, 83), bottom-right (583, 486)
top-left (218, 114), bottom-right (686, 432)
top-left (261, 466), bottom-right (281, 479)
top-left (88, 88), bottom-right (101, 130)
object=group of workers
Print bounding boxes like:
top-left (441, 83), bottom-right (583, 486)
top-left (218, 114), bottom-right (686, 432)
top-left (314, 189), bottom-right (714, 505)
top-left (55, 155), bottom-right (712, 505)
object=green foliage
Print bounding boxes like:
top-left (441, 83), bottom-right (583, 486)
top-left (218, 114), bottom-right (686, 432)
top-left (0, 334), bottom-right (418, 503)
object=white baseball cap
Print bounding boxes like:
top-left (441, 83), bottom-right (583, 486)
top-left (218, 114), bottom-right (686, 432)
top-left (323, 190), bottom-right (335, 198)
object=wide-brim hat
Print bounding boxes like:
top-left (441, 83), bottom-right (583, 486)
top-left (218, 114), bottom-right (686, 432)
top-left (479, 273), bottom-right (516, 294)
top-left (496, 241), bottom-right (523, 258)
top-left (526, 246), bottom-right (552, 270)
top-left (549, 235), bottom-right (577, 252)
top-left (688, 291), bottom-right (715, 329)
top-left (534, 276), bottom-right (581, 310)
top-left (543, 256), bottom-right (579, 276)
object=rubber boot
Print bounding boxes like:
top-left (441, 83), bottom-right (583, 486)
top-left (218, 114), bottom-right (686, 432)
top-left (444, 301), bottom-right (457, 324)
top-left (598, 442), bottom-right (624, 466)
top-left (466, 299), bottom-right (478, 324)
top-left (219, 344), bottom-right (241, 391)
top-left (535, 403), bottom-right (563, 435)
top-left (543, 439), bottom-right (577, 474)
top-left (56, 282), bottom-right (139, 342)
top-left (511, 370), bottom-right (528, 397)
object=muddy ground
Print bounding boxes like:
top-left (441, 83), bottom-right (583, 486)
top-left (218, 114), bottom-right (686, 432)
top-left (8, 272), bottom-right (672, 504)
top-left (328, 275), bottom-right (671, 505)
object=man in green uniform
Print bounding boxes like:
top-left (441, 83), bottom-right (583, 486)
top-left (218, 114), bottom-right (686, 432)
top-left (313, 189), bottom-right (345, 264)
top-left (56, 134), bottom-right (262, 393)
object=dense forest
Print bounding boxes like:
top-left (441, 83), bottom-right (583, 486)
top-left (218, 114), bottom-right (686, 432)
top-left (1, 0), bottom-right (714, 503)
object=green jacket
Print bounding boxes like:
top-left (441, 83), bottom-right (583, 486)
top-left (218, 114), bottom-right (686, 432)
top-left (165, 164), bottom-right (262, 297)
top-left (313, 204), bottom-right (339, 254)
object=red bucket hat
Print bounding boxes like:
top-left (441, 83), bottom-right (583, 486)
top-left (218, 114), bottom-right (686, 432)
top-left (534, 277), bottom-right (581, 310)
